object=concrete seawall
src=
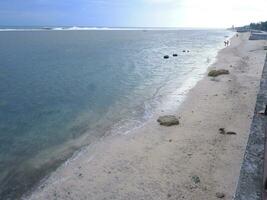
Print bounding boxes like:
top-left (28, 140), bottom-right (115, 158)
top-left (249, 33), bottom-right (267, 40)
top-left (235, 54), bottom-right (267, 200)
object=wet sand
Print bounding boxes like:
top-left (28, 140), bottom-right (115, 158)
top-left (25, 33), bottom-right (267, 200)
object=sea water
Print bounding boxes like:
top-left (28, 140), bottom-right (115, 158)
top-left (0, 29), bottom-right (232, 199)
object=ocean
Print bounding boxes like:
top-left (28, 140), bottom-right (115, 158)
top-left (0, 28), bottom-right (232, 199)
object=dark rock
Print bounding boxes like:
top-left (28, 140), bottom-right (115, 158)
top-left (157, 115), bottom-right (179, 126)
top-left (216, 192), bottom-right (225, 198)
top-left (164, 55), bottom-right (169, 59)
top-left (182, 50), bottom-right (186, 52)
top-left (208, 69), bottom-right (230, 77)
top-left (173, 54), bottom-right (178, 57)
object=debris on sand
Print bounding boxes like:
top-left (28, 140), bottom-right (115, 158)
top-left (219, 128), bottom-right (225, 134)
top-left (157, 115), bottom-right (179, 126)
top-left (226, 131), bottom-right (237, 135)
top-left (216, 192), bottom-right (225, 198)
top-left (219, 128), bottom-right (237, 135)
top-left (208, 69), bottom-right (229, 77)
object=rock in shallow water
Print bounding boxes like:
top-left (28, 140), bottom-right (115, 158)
top-left (163, 55), bottom-right (169, 59)
top-left (157, 115), bottom-right (179, 126)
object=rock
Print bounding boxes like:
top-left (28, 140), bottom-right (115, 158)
top-left (182, 50), bottom-right (186, 52)
top-left (157, 115), bottom-right (179, 126)
top-left (173, 53), bottom-right (178, 57)
top-left (192, 175), bottom-right (200, 184)
top-left (164, 55), bottom-right (169, 59)
top-left (208, 69), bottom-right (230, 77)
top-left (216, 192), bottom-right (225, 198)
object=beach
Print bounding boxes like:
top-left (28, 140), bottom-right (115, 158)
top-left (0, 29), bottom-right (229, 199)
top-left (25, 33), bottom-right (267, 200)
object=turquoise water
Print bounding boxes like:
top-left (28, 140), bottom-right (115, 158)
top-left (0, 29), bottom-right (231, 199)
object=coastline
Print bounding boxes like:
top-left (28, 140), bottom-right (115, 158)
top-left (25, 32), bottom-right (267, 200)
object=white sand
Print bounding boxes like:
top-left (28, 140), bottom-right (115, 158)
top-left (26, 33), bottom-right (267, 200)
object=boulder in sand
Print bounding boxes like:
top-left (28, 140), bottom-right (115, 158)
top-left (157, 115), bottom-right (179, 126)
top-left (208, 69), bottom-right (229, 77)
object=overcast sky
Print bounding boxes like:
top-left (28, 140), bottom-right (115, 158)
top-left (0, 0), bottom-right (267, 28)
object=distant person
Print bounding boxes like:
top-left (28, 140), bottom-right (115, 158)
top-left (224, 41), bottom-right (227, 46)
top-left (236, 33), bottom-right (239, 37)
top-left (226, 40), bottom-right (230, 46)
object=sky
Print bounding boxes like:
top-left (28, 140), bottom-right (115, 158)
top-left (0, 0), bottom-right (267, 28)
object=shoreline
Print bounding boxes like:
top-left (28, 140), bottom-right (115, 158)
top-left (26, 32), bottom-right (267, 200)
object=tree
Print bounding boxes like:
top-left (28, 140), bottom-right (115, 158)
top-left (249, 21), bottom-right (267, 31)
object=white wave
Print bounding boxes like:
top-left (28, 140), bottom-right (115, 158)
top-left (0, 28), bottom-right (41, 31)
top-left (0, 27), bottom-right (195, 32)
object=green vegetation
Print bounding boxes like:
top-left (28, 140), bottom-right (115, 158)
top-left (247, 21), bottom-right (267, 31)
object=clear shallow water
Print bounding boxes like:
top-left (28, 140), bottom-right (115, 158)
top-left (0, 29), bottom-right (231, 199)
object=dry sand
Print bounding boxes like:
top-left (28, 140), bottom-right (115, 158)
top-left (26, 33), bottom-right (267, 200)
